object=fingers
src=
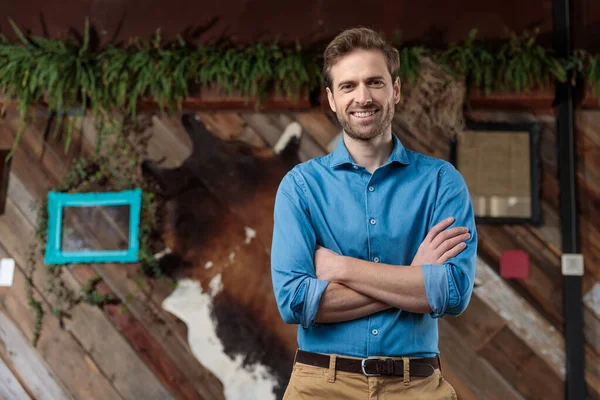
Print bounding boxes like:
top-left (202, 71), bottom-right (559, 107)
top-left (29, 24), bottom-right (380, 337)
top-left (438, 242), bottom-right (467, 263)
top-left (431, 226), bottom-right (469, 249)
top-left (416, 217), bottom-right (471, 266)
top-left (436, 232), bottom-right (470, 254)
top-left (424, 217), bottom-right (454, 243)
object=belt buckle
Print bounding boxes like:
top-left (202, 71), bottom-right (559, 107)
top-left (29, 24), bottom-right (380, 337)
top-left (361, 358), bottom-right (381, 377)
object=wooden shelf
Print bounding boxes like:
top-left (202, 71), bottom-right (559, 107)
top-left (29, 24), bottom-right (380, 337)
top-left (467, 88), bottom-right (555, 113)
top-left (0, 88), bottom-right (315, 114)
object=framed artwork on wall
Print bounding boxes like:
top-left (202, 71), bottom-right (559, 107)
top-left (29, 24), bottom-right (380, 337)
top-left (44, 189), bottom-right (142, 264)
top-left (450, 121), bottom-right (541, 225)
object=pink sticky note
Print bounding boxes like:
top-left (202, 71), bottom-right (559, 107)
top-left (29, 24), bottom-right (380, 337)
top-left (500, 250), bottom-right (529, 279)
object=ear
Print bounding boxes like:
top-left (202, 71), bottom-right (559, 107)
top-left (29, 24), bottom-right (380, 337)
top-left (393, 77), bottom-right (401, 104)
top-left (326, 87), bottom-right (337, 113)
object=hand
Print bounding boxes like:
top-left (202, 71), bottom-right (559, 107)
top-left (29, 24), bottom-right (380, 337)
top-left (314, 245), bottom-right (341, 282)
top-left (411, 217), bottom-right (470, 266)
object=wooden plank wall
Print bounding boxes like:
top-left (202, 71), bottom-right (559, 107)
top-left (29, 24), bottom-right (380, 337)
top-left (0, 106), bottom-right (596, 399)
top-left (0, 115), bottom-right (219, 399)
top-left (396, 107), bottom-right (600, 399)
top-left (0, 306), bottom-right (71, 400)
top-left (488, 111), bottom-right (599, 393)
top-left (0, 122), bottom-right (126, 399)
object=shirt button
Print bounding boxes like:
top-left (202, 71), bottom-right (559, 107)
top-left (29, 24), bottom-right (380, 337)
top-left (368, 186), bottom-right (374, 192)
top-left (373, 257), bottom-right (380, 263)
top-left (372, 329), bottom-right (379, 335)
top-left (353, 165), bottom-right (359, 170)
top-left (370, 219), bottom-right (377, 225)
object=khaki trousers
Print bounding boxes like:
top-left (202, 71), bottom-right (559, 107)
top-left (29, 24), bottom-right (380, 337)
top-left (283, 355), bottom-right (457, 400)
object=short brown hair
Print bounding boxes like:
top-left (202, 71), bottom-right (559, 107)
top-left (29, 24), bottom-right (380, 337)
top-left (323, 27), bottom-right (400, 89)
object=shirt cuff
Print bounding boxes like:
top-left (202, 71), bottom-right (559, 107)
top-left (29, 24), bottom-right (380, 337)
top-left (421, 263), bottom-right (461, 318)
top-left (290, 277), bottom-right (330, 328)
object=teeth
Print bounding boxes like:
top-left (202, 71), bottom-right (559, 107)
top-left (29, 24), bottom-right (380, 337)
top-left (353, 111), bottom-right (376, 118)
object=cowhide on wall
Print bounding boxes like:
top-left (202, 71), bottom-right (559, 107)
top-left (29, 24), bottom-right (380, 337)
top-left (144, 114), bottom-right (301, 400)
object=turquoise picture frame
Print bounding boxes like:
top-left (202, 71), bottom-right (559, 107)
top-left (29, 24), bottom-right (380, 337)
top-left (44, 189), bottom-right (142, 264)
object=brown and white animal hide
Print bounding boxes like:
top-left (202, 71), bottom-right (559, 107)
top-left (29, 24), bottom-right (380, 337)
top-left (144, 114), bottom-right (301, 400)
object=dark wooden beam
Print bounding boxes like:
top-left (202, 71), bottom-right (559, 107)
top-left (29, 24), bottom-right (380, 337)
top-left (0, 150), bottom-right (10, 215)
top-left (553, 0), bottom-right (586, 399)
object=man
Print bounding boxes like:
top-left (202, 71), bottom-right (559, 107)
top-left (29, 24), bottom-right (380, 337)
top-left (271, 27), bottom-right (476, 399)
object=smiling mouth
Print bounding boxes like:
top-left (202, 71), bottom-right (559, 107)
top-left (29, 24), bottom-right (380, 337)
top-left (350, 110), bottom-right (378, 119)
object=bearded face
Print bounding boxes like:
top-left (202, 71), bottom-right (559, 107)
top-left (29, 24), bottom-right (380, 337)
top-left (326, 49), bottom-right (401, 142)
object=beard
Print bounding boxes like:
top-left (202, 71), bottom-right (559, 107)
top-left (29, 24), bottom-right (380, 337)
top-left (335, 98), bottom-right (395, 142)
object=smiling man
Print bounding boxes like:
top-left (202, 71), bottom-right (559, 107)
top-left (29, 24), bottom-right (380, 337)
top-left (271, 27), bottom-right (477, 399)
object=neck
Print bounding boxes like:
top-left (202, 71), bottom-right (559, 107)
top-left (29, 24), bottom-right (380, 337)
top-left (344, 130), bottom-right (394, 173)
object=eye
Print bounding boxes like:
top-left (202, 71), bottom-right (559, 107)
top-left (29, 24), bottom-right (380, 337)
top-left (370, 79), bottom-right (384, 86)
top-left (340, 84), bottom-right (353, 91)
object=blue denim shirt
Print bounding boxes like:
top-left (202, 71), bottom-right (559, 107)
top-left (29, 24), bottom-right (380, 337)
top-left (271, 134), bottom-right (477, 358)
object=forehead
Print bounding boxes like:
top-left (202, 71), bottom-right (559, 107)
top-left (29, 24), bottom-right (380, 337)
top-left (329, 49), bottom-right (390, 86)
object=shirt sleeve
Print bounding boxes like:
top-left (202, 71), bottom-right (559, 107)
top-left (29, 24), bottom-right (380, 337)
top-left (420, 163), bottom-right (478, 318)
top-left (271, 169), bottom-right (329, 328)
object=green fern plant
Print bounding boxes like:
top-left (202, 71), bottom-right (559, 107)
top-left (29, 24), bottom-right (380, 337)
top-left (0, 18), bottom-right (95, 158)
top-left (389, 30), bottom-right (427, 86)
top-left (495, 27), bottom-right (566, 93)
top-left (570, 49), bottom-right (600, 101)
top-left (0, 20), bottom-right (323, 159)
top-left (100, 30), bottom-right (191, 117)
top-left (398, 46), bottom-right (427, 86)
top-left (436, 29), bottom-right (495, 94)
top-left (188, 41), bottom-right (321, 102)
top-left (273, 43), bottom-right (322, 101)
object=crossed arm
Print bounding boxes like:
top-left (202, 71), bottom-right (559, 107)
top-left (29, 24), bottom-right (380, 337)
top-left (314, 282), bottom-right (390, 323)
top-left (314, 218), bottom-right (470, 323)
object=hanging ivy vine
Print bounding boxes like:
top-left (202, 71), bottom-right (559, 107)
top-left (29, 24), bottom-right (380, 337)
top-left (24, 114), bottom-right (166, 346)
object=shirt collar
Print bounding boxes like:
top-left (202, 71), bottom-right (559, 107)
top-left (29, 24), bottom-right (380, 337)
top-left (329, 133), bottom-right (411, 168)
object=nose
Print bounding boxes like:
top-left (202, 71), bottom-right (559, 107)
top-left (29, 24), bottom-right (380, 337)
top-left (355, 84), bottom-right (372, 106)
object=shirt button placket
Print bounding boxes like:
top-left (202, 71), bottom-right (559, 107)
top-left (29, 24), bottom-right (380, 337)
top-left (368, 182), bottom-right (378, 267)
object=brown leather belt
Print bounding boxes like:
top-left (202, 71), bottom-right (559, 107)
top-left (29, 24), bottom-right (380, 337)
top-left (295, 350), bottom-right (439, 377)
